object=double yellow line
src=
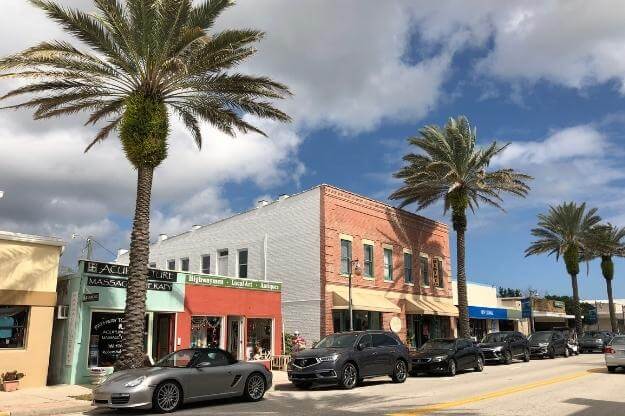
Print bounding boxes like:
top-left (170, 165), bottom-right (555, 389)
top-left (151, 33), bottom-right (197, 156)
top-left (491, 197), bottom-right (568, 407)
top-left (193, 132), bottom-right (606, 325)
top-left (389, 369), bottom-right (597, 415)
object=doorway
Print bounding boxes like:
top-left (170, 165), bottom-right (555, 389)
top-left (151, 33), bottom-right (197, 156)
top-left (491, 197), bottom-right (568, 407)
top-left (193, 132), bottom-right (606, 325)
top-left (152, 313), bottom-right (175, 362)
top-left (227, 316), bottom-right (244, 360)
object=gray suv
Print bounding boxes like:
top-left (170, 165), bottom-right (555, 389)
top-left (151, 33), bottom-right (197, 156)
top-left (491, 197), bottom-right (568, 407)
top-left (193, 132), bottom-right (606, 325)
top-left (287, 330), bottom-right (411, 389)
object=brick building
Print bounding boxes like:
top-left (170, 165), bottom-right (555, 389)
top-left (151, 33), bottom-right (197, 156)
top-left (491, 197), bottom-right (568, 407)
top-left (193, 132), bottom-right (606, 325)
top-left (118, 184), bottom-right (455, 347)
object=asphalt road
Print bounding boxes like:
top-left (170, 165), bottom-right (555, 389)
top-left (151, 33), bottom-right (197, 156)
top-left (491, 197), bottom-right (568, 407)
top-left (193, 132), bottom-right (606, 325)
top-left (76, 353), bottom-right (625, 416)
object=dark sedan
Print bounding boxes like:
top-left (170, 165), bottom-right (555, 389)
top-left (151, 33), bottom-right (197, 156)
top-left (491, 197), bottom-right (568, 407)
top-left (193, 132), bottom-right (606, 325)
top-left (478, 331), bottom-right (530, 364)
top-left (410, 338), bottom-right (484, 377)
top-left (288, 331), bottom-right (411, 389)
top-left (580, 331), bottom-right (613, 353)
top-left (528, 331), bottom-right (569, 358)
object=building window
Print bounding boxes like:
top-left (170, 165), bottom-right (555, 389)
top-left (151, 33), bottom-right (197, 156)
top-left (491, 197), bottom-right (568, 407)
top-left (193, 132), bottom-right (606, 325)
top-left (247, 318), bottom-right (272, 360)
top-left (149, 262), bottom-right (156, 268)
top-left (217, 249), bottom-right (229, 276)
top-left (180, 257), bottom-right (189, 272)
top-left (201, 255), bottom-right (211, 274)
top-left (420, 256), bottom-right (429, 286)
top-left (238, 249), bottom-right (248, 278)
top-left (383, 248), bottom-right (393, 281)
top-left (404, 252), bottom-right (413, 284)
top-left (340, 239), bottom-right (352, 275)
top-left (167, 259), bottom-right (176, 271)
top-left (88, 312), bottom-right (148, 367)
top-left (332, 310), bottom-right (382, 332)
top-left (0, 306), bottom-right (29, 349)
top-left (191, 316), bottom-right (221, 348)
top-left (363, 244), bottom-right (374, 278)
top-left (434, 258), bottom-right (445, 288)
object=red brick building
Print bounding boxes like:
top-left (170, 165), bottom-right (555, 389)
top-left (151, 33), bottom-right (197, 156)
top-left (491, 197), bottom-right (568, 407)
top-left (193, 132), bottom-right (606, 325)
top-left (320, 185), bottom-right (456, 348)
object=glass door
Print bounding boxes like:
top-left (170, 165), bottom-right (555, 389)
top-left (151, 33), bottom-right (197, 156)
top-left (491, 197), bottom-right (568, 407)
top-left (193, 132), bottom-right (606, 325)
top-left (227, 316), bottom-right (243, 360)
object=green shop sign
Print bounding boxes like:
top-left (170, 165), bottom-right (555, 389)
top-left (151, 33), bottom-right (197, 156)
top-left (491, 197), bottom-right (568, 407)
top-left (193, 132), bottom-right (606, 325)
top-left (185, 274), bottom-right (281, 292)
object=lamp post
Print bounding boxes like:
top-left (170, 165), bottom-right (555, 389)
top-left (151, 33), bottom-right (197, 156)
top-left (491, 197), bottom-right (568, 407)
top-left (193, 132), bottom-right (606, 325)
top-left (348, 258), bottom-right (362, 331)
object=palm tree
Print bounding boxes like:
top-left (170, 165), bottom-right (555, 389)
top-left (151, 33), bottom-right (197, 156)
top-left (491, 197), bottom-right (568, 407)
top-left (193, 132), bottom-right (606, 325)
top-left (389, 116), bottom-right (532, 338)
top-left (586, 224), bottom-right (625, 332)
top-left (0, 0), bottom-right (291, 369)
top-left (525, 202), bottom-right (601, 336)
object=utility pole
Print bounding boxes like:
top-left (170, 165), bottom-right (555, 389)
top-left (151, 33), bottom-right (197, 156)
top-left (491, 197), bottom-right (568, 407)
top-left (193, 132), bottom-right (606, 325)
top-left (86, 237), bottom-right (94, 260)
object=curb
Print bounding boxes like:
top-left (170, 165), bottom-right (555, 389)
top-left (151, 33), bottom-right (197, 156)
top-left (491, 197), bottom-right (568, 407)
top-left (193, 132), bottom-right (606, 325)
top-left (5, 403), bottom-right (92, 416)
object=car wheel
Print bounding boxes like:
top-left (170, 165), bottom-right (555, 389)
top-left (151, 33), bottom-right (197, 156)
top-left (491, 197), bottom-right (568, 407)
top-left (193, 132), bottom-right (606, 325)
top-left (549, 348), bottom-right (556, 359)
top-left (391, 359), bottom-right (408, 383)
top-left (523, 349), bottom-right (530, 362)
top-left (340, 362), bottom-right (358, 389)
top-left (504, 350), bottom-right (513, 365)
top-left (243, 373), bottom-right (266, 402)
top-left (474, 355), bottom-right (484, 372)
top-left (153, 381), bottom-right (182, 413)
top-left (447, 359), bottom-right (457, 377)
top-left (293, 381), bottom-right (312, 390)
top-left (608, 366), bottom-right (617, 373)
top-left (564, 347), bottom-right (570, 358)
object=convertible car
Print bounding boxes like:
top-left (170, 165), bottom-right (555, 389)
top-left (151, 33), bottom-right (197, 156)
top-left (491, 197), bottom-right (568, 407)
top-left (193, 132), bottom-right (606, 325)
top-left (93, 348), bottom-right (272, 412)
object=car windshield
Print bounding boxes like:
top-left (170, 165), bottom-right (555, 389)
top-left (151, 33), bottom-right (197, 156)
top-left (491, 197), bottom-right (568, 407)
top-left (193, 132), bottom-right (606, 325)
top-left (482, 333), bottom-right (511, 343)
top-left (529, 332), bottom-right (552, 342)
top-left (582, 332), bottom-right (603, 339)
top-left (610, 337), bottom-right (625, 346)
top-left (155, 350), bottom-right (198, 368)
top-left (421, 340), bottom-right (455, 350)
top-left (314, 333), bottom-right (358, 348)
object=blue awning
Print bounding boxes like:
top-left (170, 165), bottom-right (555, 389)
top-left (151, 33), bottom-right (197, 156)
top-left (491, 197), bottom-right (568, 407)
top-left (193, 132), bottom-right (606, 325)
top-left (468, 306), bottom-right (509, 320)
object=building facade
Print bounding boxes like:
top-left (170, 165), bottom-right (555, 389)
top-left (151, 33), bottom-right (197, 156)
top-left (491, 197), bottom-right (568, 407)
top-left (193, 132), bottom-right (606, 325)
top-left (119, 185), bottom-right (455, 346)
top-left (582, 299), bottom-right (625, 333)
top-left (0, 231), bottom-right (64, 388)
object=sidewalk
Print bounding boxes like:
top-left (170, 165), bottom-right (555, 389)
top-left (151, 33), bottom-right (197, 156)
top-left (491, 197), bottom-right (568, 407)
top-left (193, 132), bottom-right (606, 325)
top-left (0, 384), bottom-right (93, 416)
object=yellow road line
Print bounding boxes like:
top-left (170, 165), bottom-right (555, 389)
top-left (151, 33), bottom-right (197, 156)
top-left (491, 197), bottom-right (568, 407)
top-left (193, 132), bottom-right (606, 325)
top-left (389, 368), bottom-right (600, 416)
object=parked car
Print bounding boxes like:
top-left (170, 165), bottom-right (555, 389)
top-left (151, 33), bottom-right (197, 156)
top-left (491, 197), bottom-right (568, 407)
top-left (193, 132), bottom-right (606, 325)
top-left (410, 338), bottom-right (484, 377)
top-left (552, 326), bottom-right (579, 355)
top-left (605, 335), bottom-right (625, 373)
top-left (478, 331), bottom-right (530, 364)
top-left (287, 330), bottom-right (411, 389)
top-left (580, 331), bottom-right (613, 353)
top-left (528, 331), bottom-right (569, 358)
top-left (93, 348), bottom-right (272, 413)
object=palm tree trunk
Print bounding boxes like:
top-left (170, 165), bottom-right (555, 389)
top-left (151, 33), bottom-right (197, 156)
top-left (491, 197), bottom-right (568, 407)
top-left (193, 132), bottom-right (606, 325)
top-left (570, 273), bottom-right (583, 336)
top-left (115, 166), bottom-right (154, 370)
top-left (456, 227), bottom-right (470, 338)
top-left (606, 277), bottom-right (618, 332)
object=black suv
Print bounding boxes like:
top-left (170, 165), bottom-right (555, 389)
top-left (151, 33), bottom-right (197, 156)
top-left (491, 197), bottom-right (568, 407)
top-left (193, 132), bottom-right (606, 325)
top-left (580, 331), bottom-right (613, 353)
top-left (528, 330), bottom-right (569, 358)
top-left (287, 331), bottom-right (411, 389)
top-left (478, 331), bottom-right (530, 364)
top-left (410, 338), bottom-right (484, 377)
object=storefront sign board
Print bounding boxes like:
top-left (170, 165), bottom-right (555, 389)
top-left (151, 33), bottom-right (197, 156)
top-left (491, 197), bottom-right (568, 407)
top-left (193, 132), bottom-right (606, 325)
top-left (186, 274), bottom-right (281, 292)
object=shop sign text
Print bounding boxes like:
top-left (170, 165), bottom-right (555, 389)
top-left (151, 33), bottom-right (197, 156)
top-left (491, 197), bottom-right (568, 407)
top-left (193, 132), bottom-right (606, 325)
top-left (186, 274), bottom-right (281, 292)
top-left (84, 260), bottom-right (177, 282)
top-left (87, 276), bottom-right (173, 292)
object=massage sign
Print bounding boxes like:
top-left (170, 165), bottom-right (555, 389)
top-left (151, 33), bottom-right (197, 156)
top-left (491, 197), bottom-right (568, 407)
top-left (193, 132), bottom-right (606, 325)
top-left (85, 260), bottom-right (176, 292)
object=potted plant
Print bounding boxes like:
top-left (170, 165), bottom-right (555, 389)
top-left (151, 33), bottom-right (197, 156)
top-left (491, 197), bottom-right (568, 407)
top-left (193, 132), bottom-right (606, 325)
top-left (2, 371), bottom-right (24, 392)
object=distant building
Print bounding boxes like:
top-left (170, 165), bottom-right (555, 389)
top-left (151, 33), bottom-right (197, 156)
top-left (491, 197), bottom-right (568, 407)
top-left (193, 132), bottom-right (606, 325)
top-left (0, 231), bottom-right (64, 388)
top-left (118, 184), bottom-right (456, 348)
top-left (581, 299), bottom-right (625, 332)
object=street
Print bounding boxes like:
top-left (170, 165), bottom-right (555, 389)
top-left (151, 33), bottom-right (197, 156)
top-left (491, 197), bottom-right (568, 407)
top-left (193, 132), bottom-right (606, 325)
top-left (73, 354), bottom-right (624, 416)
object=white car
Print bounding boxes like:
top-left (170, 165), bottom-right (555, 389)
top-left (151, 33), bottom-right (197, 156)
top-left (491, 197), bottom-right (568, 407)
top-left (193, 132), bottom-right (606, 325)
top-left (605, 335), bottom-right (625, 373)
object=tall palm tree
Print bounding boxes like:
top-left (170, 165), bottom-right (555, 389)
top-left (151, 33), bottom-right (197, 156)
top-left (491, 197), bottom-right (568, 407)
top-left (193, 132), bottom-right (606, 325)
top-left (525, 202), bottom-right (601, 336)
top-left (0, 0), bottom-right (291, 369)
top-left (586, 224), bottom-right (625, 332)
top-left (390, 116), bottom-right (532, 338)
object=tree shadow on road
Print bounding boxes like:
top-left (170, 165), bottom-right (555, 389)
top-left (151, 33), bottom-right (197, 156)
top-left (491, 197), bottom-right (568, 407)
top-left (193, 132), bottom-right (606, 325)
top-left (564, 397), bottom-right (625, 415)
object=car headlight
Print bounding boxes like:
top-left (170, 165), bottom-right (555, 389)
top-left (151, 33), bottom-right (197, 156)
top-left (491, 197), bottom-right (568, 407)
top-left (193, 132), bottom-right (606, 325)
top-left (319, 354), bottom-right (339, 362)
top-left (432, 356), bottom-right (447, 362)
top-left (124, 376), bottom-right (146, 388)
top-left (493, 346), bottom-right (503, 352)
top-left (538, 343), bottom-right (549, 348)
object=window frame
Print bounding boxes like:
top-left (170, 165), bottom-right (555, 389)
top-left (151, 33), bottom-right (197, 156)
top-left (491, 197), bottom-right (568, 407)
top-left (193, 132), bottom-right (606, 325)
top-left (0, 305), bottom-right (30, 350)
top-left (363, 243), bottom-right (374, 279)
top-left (403, 251), bottom-right (413, 285)
top-left (167, 259), bottom-right (176, 271)
top-left (383, 246), bottom-right (393, 281)
top-left (420, 255), bottom-right (430, 287)
top-left (340, 238), bottom-right (353, 275)
top-left (201, 254), bottom-right (211, 274)
top-left (180, 257), bottom-right (190, 272)
top-left (217, 249), bottom-right (229, 276)
top-left (237, 249), bottom-right (248, 278)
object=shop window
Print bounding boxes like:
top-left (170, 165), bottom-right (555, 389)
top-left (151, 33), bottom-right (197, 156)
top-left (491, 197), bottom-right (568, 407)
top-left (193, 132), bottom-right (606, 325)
top-left (332, 310), bottom-right (382, 332)
top-left (246, 318), bottom-right (272, 360)
top-left (363, 244), bottom-right (374, 278)
top-left (0, 306), bottom-right (29, 349)
top-left (167, 259), bottom-right (176, 271)
top-left (180, 257), bottom-right (189, 272)
top-left (340, 239), bottom-right (352, 275)
top-left (201, 255), bottom-right (211, 274)
top-left (383, 248), bottom-right (393, 281)
top-left (191, 316), bottom-right (221, 348)
top-left (420, 256), bottom-right (429, 286)
top-left (217, 249), bottom-right (229, 276)
top-left (88, 312), bottom-right (148, 368)
top-left (238, 249), bottom-right (248, 278)
top-left (404, 252), bottom-right (413, 284)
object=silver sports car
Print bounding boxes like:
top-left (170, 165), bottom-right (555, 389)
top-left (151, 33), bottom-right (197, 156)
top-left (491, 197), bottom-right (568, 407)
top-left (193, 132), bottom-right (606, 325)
top-left (93, 348), bottom-right (272, 412)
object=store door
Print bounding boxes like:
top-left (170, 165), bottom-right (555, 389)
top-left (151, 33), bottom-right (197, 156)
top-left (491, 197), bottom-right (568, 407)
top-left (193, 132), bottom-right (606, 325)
top-left (153, 313), bottom-right (175, 362)
top-left (227, 316), bottom-right (244, 360)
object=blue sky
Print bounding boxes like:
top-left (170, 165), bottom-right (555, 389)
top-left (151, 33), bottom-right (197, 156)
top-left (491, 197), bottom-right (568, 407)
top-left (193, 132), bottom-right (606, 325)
top-left (1, 1), bottom-right (625, 300)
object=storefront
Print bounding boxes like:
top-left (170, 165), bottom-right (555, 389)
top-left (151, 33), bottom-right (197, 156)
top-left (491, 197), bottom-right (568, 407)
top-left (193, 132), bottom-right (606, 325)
top-left (467, 306), bottom-right (512, 341)
top-left (179, 273), bottom-right (282, 369)
top-left (49, 260), bottom-right (185, 385)
top-left (405, 295), bottom-right (458, 348)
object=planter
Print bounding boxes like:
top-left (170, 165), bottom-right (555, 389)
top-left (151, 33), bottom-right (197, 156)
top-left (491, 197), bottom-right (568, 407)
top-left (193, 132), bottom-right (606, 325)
top-left (2, 380), bottom-right (19, 392)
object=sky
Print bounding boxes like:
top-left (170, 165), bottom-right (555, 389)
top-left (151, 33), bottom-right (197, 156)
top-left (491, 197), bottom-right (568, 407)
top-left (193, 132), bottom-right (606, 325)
top-left (1, 0), bottom-right (625, 300)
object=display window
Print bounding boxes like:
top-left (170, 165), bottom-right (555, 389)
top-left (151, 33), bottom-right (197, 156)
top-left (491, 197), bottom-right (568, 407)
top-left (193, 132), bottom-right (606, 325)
top-left (0, 306), bottom-right (29, 349)
top-left (246, 318), bottom-right (272, 361)
top-left (88, 311), bottom-right (148, 368)
top-left (191, 316), bottom-right (222, 348)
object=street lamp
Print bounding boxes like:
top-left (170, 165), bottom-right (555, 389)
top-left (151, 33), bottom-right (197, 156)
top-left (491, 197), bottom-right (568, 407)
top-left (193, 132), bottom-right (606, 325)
top-left (348, 258), bottom-right (362, 331)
